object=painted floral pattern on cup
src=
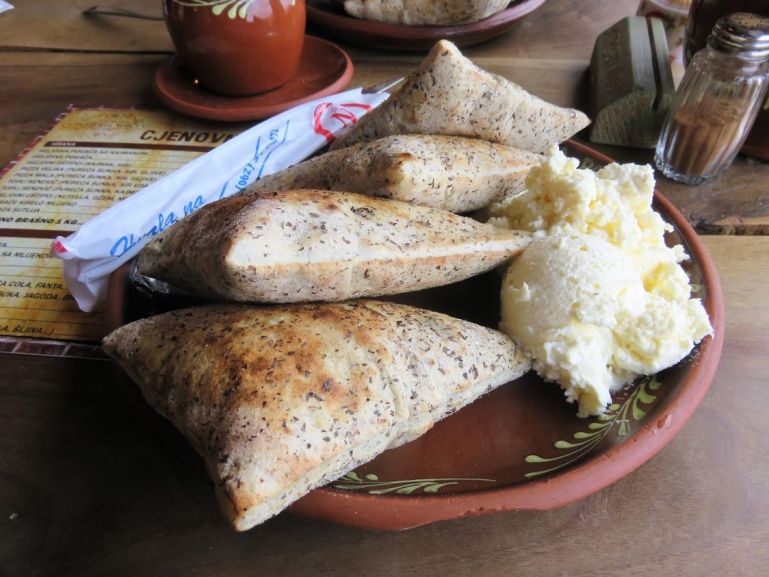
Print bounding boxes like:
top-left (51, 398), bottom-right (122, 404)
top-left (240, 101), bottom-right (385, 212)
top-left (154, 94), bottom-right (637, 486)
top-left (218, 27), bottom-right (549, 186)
top-left (171, 0), bottom-right (261, 20)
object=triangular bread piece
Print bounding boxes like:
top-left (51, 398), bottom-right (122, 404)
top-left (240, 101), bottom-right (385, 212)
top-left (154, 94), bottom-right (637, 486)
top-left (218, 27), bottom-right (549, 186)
top-left (245, 135), bottom-right (541, 213)
top-left (138, 190), bottom-right (530, 303)
top-left (103, 300), bottom-right (531, 530)
top-left (332, 40), bottom-right (590, 153)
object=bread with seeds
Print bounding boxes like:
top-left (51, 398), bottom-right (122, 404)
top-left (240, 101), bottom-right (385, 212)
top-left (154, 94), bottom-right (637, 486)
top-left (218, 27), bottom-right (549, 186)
top-left (343, 0), bottom-right (511, 25)
top-left (102, 300), bottom-right (531, 530)
top-left (332, 40), bottom-right (590, 153)
top-left (245, 135), bottom-right (540, 213)
top-left (137, 190), bottom-right (530, 302)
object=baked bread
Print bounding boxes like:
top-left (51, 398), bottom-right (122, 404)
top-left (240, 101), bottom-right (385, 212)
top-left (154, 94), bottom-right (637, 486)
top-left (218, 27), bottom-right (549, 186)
top-left (332, 40), bottom-right (591, 153)
top-left (137, 190), bottom-right (530, 302)
top-left (102, 300), bottom-right (531, 530)
top-left (245, 135), bottom-right (541, 213)
top-left (343, 0), bottom-right (511, 25)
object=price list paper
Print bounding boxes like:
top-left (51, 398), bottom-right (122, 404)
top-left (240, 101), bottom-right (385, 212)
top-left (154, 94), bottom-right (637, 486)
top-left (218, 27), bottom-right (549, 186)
top-left (0, 108), bottom-right (242, 351)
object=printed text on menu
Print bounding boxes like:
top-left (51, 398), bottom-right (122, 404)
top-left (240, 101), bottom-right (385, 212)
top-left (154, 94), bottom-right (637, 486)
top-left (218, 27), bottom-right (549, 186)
top-left (0, 108), bottom-right (243, 342)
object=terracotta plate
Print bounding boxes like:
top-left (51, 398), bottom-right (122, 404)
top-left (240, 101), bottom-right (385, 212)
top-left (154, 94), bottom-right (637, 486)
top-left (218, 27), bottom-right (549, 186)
top-left (105, 141), bottom-right (724, 530)
top-left (306, 0), bottom-right (548, 51)
top-left (153, 36), bottom-right (354, 122)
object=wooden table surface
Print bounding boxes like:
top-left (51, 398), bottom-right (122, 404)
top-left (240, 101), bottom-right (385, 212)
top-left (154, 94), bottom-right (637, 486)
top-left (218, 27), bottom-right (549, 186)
top-left (1, 1), bottom-right (768, 575)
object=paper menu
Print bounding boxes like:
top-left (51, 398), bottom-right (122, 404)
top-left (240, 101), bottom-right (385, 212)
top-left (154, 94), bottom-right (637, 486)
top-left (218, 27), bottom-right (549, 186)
top-left (0, 107), bottom-right (244, 352)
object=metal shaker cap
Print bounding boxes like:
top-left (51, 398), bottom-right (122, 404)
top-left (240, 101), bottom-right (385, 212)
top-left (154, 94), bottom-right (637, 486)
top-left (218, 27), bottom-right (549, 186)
top-left (708, 12), bottom-right (769, 62)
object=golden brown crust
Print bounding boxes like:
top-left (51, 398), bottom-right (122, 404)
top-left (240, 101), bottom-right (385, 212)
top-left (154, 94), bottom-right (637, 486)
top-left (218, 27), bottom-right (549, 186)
top-left (331, 40), bottom-right (590, 153)
top-left (245, 135), bottom-right (541, 213)
top-left (102, 301), bottom-right (530, 530)
top-left (137, 190), bottom-right (530, 302)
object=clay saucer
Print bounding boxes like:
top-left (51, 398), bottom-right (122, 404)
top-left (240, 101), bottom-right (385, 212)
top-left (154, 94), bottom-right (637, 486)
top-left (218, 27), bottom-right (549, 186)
top-left (306, 0), bottom-right (548, 51)
top-left (106, 142), bottom-right (724, 530)
top-left (153, 36), bottom-right (354, 122)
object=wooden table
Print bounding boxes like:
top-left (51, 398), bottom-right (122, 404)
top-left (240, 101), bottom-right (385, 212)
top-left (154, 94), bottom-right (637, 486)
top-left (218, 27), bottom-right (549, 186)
top-left (1, 1), bottom-right (768, 575)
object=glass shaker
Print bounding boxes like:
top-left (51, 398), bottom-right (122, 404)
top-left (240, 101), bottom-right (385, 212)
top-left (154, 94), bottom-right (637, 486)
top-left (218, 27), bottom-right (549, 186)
top-left (654, 13), bottom-right (769, 185)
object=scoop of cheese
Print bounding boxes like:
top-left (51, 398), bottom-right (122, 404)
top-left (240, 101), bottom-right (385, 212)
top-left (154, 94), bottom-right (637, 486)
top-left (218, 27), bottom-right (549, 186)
top-left (487, 146), bottom-right (669, 255)
top-left (500, 232), bottom-right (711, 417)
top-left (492, 147), bottom-right (713, 417)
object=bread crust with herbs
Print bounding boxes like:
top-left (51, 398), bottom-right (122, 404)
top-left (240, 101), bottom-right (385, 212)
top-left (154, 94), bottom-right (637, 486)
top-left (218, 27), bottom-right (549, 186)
top-left (332, 40), bottom-right (590, 153)
top-left (137, 189), bottom-right (530, 302)
top-left (343, 0), bottom-right (511, 25)
top-left (245, 135), bottom-right (541, 213)
top-left (102, 300), bottom-right (531, 530)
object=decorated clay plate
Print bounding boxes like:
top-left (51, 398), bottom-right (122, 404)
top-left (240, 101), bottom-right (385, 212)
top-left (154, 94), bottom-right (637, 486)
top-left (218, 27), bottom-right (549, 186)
top-left (105, 141), bottom-right (724, 530)
top-left (306, 0), bottom-right (548, 51)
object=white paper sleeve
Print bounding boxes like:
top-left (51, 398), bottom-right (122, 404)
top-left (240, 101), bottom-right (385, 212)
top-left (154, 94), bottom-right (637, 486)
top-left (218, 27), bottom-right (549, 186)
top-left (51, 88), bottom-right (389, 312)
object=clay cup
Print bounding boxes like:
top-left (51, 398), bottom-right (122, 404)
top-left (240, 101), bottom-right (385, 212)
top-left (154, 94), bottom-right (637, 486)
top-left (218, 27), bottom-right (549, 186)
top-left (163, 0), bottom-right (307, 96)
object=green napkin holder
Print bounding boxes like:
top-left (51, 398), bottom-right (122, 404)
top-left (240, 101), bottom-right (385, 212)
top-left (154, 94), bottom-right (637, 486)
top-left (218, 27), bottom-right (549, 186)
top-left (589, 16), bottom-right (675, 149)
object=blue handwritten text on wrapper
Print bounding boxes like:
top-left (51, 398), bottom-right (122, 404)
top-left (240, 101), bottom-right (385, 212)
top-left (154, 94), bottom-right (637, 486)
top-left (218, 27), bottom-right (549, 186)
top-left (108, 120), bottom-right (291, 258)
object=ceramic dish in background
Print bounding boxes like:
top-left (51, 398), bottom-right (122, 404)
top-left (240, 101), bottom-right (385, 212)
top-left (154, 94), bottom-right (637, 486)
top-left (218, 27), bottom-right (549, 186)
top-left (105, 141), bottom-right (724, 530)
top-left (153, 36), bottom-right (354, 122)
top-left (306, 0), bottom-right (548, 51)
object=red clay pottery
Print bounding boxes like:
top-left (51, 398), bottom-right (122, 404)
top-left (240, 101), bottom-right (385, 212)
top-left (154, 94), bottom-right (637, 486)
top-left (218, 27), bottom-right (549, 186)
top-left (163, 0), bottom-right (307, 96)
